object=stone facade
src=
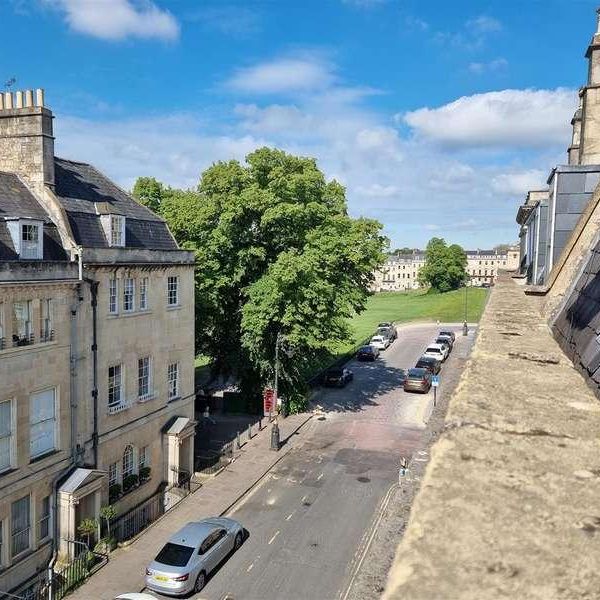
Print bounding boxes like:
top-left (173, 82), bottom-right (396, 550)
top-left (0, 89), bottom-right (195, 596)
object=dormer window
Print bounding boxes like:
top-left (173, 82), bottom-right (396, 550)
top-left (110, 215), bottom-right (125, 247)
top-left (6, 219), bottom-right (43, 259)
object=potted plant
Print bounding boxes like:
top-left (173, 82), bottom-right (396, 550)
top-left (108, 484), bottom-right (121, 503)
top-left (77, 518), bottom-right (99, 550)
top-left (122, 474), bottom-right (139, 493)
top-left (98, 505), bottom-right (117, 551)
top-left (139, 466), bottom-right (151, 482)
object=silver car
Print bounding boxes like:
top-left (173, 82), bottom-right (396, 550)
top-left (145, 518), bottom-right (244, 596)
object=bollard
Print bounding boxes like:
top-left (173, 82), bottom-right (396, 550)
top-left (236, 431), bottom-right (241, 449)
top-left (270, 422), bottom-right (280, 451)
top-left (462, 321), bottom-right (468, 336)
top-left (259, 417), bottom-right (263, 430)
top-left (247, 423), bottom-right (252, 440)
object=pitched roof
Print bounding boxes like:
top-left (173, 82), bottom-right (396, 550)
top-left (54, 158), bottom-right (179, 250)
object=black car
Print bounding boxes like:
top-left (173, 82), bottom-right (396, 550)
top-left (357, 345), bottom-right (379, 361)
top-left (323, 368), bottom-right (354, 387)
top-left (415, 356), bottom-right (441, 375)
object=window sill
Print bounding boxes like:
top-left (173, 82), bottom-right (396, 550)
top-left (30, 449), bottom-right (60, 464)
top-left (137, 393), bottom-right (155, 404)
top-left (0, 340), bottom-right (57, 357)
top-left (107, 311), bottom-right (153, 319)
top-left (167, 395), bottom-right (181, 404)
top-left (166, 304), bottom-right (181, 311)
top-left (108, 400), bottom-right (133, 415)
top-left (0, 467), bottom-right (18, 479)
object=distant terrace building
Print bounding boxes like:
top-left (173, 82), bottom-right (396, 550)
top-left (0, 89), bottom-right (195, 596)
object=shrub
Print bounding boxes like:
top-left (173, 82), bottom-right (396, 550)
top-left (108, 484), bottom-right (121, 503)
top-left (122, 474), bottom-right (139, 493)
top-left (139, 466), bottom-right (151, 481)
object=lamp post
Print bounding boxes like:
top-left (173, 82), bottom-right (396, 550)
top-left (463, 277), bottom-right (468, 336)
top-left (270, 332), bottom-right (282, 450)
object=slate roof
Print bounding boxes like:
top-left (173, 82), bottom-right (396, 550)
top-left (54, 157), bottom-right (179, 250)
top-left (0, 172), bottom-right (68, 261)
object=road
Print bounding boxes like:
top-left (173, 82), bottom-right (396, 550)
top-left (185, 324), bottom-right (471, 600)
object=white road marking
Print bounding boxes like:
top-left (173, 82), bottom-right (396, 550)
top-left (301, 494), bottom-right (308, 503)
top-left (285, 511), bottom-right (295, 521)
top-left (268, 530), bottom-right (280, 545)
top-left (247, 563), bottom-right (254, 572)
top-left (317, 473), bottom-right (324, 481)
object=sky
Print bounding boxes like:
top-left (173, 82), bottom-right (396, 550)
top-left (1, 0), bottom-right (598, 249)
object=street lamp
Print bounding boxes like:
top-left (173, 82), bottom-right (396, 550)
top-left (271, 332), bottom-right (294, 450)
top-left (463, 277), bottom-right (469, 336)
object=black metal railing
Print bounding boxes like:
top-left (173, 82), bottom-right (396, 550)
top-left (39, 329), bottom-right (54, 343)
top-left (194, 441), bottom-right (235, 475)
top-left (12, 333), bottom-right (34, 348)
top-left (0, 337), bottom-right (4, 350)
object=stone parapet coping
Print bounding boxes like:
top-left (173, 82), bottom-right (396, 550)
top-left (383, 272), bottom-right (600, 600)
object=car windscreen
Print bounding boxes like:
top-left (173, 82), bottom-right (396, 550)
top-left (426, 347), bottom-right (441, 353)
top-left (407, 368), bottom-right (426, 378)
top-left (359, 346), bottom-right (373, 352)
top-left (327, 370), bottom-right (343, 377)
top-left (155, 542), bottom-right (195, 567)
top-left (440, 332), bottom-right (453, 337)
top-left (371, 337), bottom-right (383, 342)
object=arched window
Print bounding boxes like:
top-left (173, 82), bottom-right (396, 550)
top-left (122, 445), bottom-right (134, 478)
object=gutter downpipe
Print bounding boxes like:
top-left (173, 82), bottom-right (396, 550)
top-left (83, 277), bottom-right (100, 469)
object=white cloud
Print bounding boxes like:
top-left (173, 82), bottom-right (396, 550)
top-left (491, 169), bottom-right (547, 195)
top-left (401, 88), bottom-right (577, 148)
top-left (225, 57), bottom-right (335, 95)
top-left (357, 183), bottom-right (399, 198)
top-left (185, 6), bottom-right (261, 37)
top-left (44, 0), bottom-right (179, 41)
top-left (466, 16), bottom-right (502, 35)
top-left (468, 58), bottom-right (508, 75)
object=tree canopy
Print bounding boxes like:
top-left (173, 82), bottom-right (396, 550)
top-left (132, 177), bottom-right (165, 213)
top-left (134, 148), bottom-right (386, 408)
top-left (418, 237), bottom-right (467, 293)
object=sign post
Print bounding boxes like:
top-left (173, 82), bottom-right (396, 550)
top-left (263, 387), bottom-right (275, 419)
top-left (431, 375), bottom-right (440, 406)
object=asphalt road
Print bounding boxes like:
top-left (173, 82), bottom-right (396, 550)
top-left (187, 324), bottom-right (468, 600)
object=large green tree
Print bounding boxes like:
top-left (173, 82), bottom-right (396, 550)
top-left (418, 237), bottom-right (467, 293)
top-left (142, 148), bottom-right (386, 408)
top-left (132, 177), bottom-right (165, 213)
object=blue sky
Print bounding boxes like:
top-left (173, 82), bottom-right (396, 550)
top-left (1, 0), bottom-right (598, 249)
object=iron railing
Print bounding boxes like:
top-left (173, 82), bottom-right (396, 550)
top-left (12, 333), bottom-right (34, 348)
top-left (39, 329), bottom-right (54, 343)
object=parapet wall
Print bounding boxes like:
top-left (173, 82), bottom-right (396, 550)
top-left (383, 273), bottom-right (600, 600)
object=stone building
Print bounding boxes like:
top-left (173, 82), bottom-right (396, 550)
top-left (372, 247), bottom-right (519, 292)
top-left (0, 89), bottom-right (195, 596)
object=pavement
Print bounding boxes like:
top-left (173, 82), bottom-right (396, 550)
top-left (69, 321), bottom-right (476, 600)
top-left (68, 413), bottom-right (313, 600)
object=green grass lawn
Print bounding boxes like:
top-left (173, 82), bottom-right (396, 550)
top-left (349, 287), bottom-right (488, 345)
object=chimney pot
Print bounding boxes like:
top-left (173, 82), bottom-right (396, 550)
top-left (35, 88), bottom-right (44, 108)
top-left (15, 91), bottom-right (23, 109)
top-left (25, 90), bottom-right (33, 108)
top-left (4, 93), bottom-right (13, 110)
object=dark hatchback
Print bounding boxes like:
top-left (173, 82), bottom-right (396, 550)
top-left (415, 356), bottom-right (441, 375)
top-left (323, 368), bottom-right (354, 387)
top-left (404, 368), bottom-right (432, 393)
top-left (357, 345), bottom-right (379, 361)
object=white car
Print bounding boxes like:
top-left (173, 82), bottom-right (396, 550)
top-left (115, 595), bottom-right (159, 600)
top-left (370, 335), bottom-right (390, 350)
top-left (423, 343), bottom-right (448, 362)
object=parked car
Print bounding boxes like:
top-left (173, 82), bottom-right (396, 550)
top-left (397, 368), bottom-right (408, 385)
top-left (415, 356), bottom-right (441, 375)
top-left (323, 368), bottom-right (354, 387)
top-left (357, 345), bottom-right (379, 361)
top-left (439, 330), bottom-right (456, 343)
top-left (404, 368), bottom-right (432, 393)
top-left (376, 327), bottom-right (395, 343)
top-left (377, 323), bottom-right (397, 341)
top-left (435, 337), bottom-right (452, 353)
top-left (423, 343), bottom-right (448, 362)
top-left (145, 518), bottom-right (245, 595)
top-left (437, 334), bottom-right (454, 349)
top-left (370, 335), bottom-right (390, 350)
top-left (115, 595), bottom-right (159, 600)
top-left (379, 322), bottom-right (398, 338)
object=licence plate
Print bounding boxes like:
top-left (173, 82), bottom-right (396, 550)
top-left (154, 575), bottom-right (169, 581)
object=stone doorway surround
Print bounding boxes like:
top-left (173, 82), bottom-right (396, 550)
top-left (162, 416), bottom-right (196, 486)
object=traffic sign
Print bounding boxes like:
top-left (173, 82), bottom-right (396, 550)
top-left (432, 375), bottom-right (440, 387)
top-left (263, 388), bottom-right (275, 415)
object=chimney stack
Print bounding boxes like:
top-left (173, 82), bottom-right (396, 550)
top-left (0, 88), bottom-right (54, 196)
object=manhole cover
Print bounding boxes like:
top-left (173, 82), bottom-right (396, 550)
top-left (357, 476), bottom-right (370, 483)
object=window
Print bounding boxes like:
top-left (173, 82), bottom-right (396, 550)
top-left (139, 278), bottom-right (149, 310)
top-left (167, 363), bottom-right (179, 400)
top-left (0, 400), bottom-right (13, 473)
top-left (109, 278), bottom-right (118, 314)
top-left (122, 445), bottom-right (134, 478)
top-left (11, 496), bottom-right (30, 557)
top-left (138, 357), bottom-right (151, 400)
top-left (39, 496), bottom-right (50, 540)
top-left (167, 276), bottom-right (179, 306)
top-left (0, 520), bottom-right (3, 567)
top-left (30, 389), bottom-right (56, 459)
top-left (40, 299), bottom-right (53, 342)
top-left (0, 302), bottom-right (4, 349)
top-left (21, 224), bottom-right (40, 259)
top-left (12, 300), bottom-right (33, 346)
top-left (123, 278), bottom-right (135, 312)
top-left (110, 215), bottom-right (125, 247)
top-left (108, 462), bottom-right (118, 486)
top-left (139, 446), bottom-right (149, 469)
top-left (108, 365), bottom-right (122, 408)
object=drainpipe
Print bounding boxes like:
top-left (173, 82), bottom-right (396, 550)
top-left (83, 278), bottom-right (100, 469)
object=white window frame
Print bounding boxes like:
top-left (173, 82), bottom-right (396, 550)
top-left (139, 277), bottom-right (149, 311)
top-left (138, 356), bottom-right (152, 401)
top-left (122, 445), bottom-right (134, 478)
top-left (12, 300), bottom-right (33, 346)
top-left (40, 298), bottom-right (53, 342)
top-left (123, 278), bottom-right (135, 313)
top-left (29, 388), bottom-right (57, 460)
top-left (167, 276), bottom-right (179, 307)
top-left (38, 496), bottom-right (51, 541)
top-left (108, 462), bottom-right (118, 486)
top-left (109, 278), bottom-right (118, 315)
top-left (108, 364), bottom-right (123, 408)
top-left (0, 400), bottom-right (14, 473)
top-left (167, 362), bottom-right (179, 401)
top-left (11, 495), bottom-right (30, 558)
top-left (110, 215), bottom-right (125, 247)
top-left (20, 222), bottom-right (42, 259)
top-left (139, 446), bottom-right (149, 469)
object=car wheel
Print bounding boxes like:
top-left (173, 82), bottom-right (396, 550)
top-left (194, 571), bottom-right (206, 592)
top-left (234, 532), bottom-right (243, 550)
